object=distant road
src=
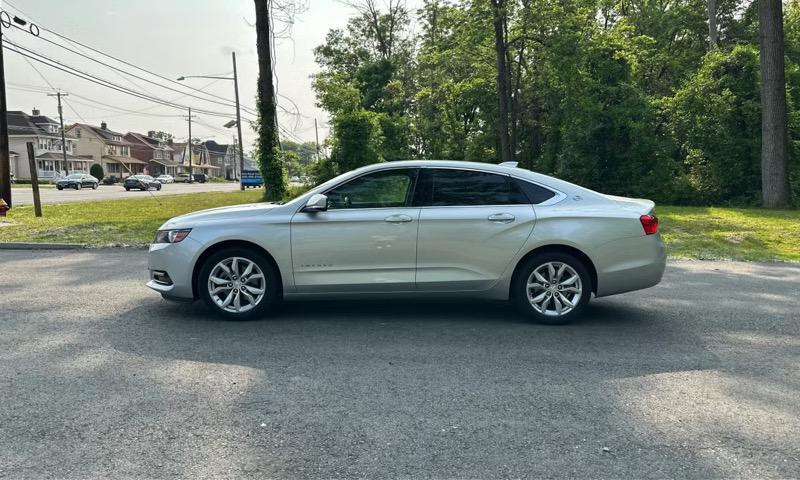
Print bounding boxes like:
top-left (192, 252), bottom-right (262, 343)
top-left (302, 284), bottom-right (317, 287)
top-left (9, 182), bottom-right (243, 205)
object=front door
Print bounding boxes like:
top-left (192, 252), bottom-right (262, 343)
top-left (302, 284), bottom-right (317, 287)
top-left (414, 168), bottom-right (537, 291)
top-left (290, 168), bottom-right (420, 293)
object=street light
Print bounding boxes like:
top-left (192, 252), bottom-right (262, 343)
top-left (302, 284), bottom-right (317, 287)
top-left (178, 51), bottom-right (246, 190)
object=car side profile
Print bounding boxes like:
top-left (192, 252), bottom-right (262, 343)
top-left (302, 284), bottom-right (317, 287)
top-left (147, 161), bottom-right (666, 324)
top-left (124, 175), bottom-right (162, 191)
top-left (56, 174), bottom-right (99, 190)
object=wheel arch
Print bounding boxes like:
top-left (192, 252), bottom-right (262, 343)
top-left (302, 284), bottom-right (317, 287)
top-left (510, 244), bottom-right (598, 297)
top-left (191, 239), bottom-right (283, 300)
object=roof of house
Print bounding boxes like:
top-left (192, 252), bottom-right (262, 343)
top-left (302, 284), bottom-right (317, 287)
top-left (203, 140), bottom-right (229, 155)
top-left (74, 123), bottom-right (132, 146)
top-left (125, 132), bottom-right (175, 151)
top-left (36, 152), bottom-right (84, 160)
top-left (7, 111), bottom-right (70, 138)
top-left (102, 155), bottom-right (147, 165)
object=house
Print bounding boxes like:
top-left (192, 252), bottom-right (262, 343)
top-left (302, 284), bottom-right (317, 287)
top-left (171, 141), bottom-right (220, 177)
top-left (6, 109), bottom-right (86, 180)
top-left (203, 140), bottom-right (230, 178)
top-left (125, 131), bottom-right (177, 177)
top-left (66, 122), bottom-right (145, 179)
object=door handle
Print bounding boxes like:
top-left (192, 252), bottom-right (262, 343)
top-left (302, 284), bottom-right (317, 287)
top-left (487, 213), bottom-right (515, 224)
top-left (384, 214), bottom-right (413, 224)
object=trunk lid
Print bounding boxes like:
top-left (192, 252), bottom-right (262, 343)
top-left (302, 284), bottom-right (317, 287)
top-left (604, 194), bottom-right (655, 214)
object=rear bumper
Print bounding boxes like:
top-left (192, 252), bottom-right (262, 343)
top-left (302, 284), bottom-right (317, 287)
top-left (593, 233), bottom-right (667, 297)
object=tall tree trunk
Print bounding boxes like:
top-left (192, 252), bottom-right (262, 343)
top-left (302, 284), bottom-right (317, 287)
top-left (707, 0), bottom-right (717, 49)
top-left (491, 0), bottom-right (513, 163)
top-left (254, 0), bottom-right (286, 201)
top-left (759, 0), bottom-right (791, 208)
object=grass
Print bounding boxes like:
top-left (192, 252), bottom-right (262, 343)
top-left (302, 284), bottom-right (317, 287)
top-left (658, 206), bottom-right (800, 261)
top-left (0, 190), bottom-right (264, 246)
top-left (0, 194), bottom-right (798, 261)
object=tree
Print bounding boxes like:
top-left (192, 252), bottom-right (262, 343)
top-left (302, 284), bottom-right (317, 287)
top-left (254, 0), bottom-right (287, 201)
top-left (759, 0), bottom-right (792, 208)
top-left (490, 0), bottom-right (513, 163)
top-left (90, 164), bottom-right (104, 180)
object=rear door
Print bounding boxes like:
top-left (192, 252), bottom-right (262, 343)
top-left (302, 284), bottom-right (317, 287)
top-left (413, 168), bottom-right (537, 291)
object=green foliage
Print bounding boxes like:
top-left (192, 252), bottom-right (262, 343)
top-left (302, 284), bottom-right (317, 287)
top-left (329, 109), bottom-right (384, 174)
top-left (309, 0), bottom-right (800, 205)
top-left (90, 164), bottom-right (104, 180)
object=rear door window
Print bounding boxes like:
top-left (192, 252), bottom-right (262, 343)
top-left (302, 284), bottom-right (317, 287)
top-left (413, 169), bottom-right (529, 206)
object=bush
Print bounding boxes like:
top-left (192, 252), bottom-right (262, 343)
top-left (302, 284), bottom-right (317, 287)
top-left (90, 164), bottom-right (104, 180)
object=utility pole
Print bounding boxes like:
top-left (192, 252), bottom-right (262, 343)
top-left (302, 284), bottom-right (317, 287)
top-left (184, 108), bottom-right (196, 183)
top-left (47, 91), bottom-right (69, 176)
top-left (232, 52), bottom-right (245, 190)
top-left (0, 15), bottom-right (12, 208)
top-left (314, 118), bottom-right (320, 161)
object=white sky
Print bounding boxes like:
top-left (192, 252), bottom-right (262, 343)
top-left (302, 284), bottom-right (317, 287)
top-left (1, 0), bottom-right (389, 148)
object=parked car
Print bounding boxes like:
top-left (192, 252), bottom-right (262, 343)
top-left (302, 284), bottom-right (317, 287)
top-left (124, 175), bottom-right (162, 191)
top-left (56, 174), bottom-right (98, 190)
top-left (155, 174), bottom-right (174, 184)
top-left (147, 161), bottom-right (666, 324)
top-left (241, 168), bottom-right (264, 188)
top-left (175, 173), bottom-right (191, 183)
top-left (192, 173), bottom-right (207, 183)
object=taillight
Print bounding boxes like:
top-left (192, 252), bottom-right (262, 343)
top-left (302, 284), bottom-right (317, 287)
top-left (640, 214), bottom-right (659, 235)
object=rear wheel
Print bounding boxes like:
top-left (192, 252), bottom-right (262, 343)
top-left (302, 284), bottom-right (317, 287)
top-left (125, 187), bottom-right (130, 191)
top-left (74, 183), bottom-right (81, 190)
top-left (512, 252), bottom-right (592, 325)
top-left (198, 248), bottom-right (279, 320)
top-left (92, 183), bottom-right (98, 190)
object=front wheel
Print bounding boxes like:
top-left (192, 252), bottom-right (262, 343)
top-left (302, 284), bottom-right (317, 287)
top-left (92, 183), bottom-right (98, 190)
top-left (512, 252), bottom-right (592, 325)
top-left (74, 183), bottom-right (81, 190)
top-left (57, 185), bottom-right (63, 190)
top-left (198, 248), bottom-right (279, 320)
top-left (156, 184), bottom-right (162, 191)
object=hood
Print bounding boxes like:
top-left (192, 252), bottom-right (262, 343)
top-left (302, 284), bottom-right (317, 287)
top-left (604, 194), bottom-right (655, 214)
top-left (162, 202), bottom-right (281, 228)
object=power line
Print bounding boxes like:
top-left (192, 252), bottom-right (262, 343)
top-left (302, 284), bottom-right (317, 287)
top-left (2, 39), bottom-right (255, 120)
top-left (2, 0), bottom-right (257, 112)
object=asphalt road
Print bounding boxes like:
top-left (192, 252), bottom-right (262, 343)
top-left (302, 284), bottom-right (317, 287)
top-left (9, 182), bottom-right (242, 205)
top-left (1, 250), bottom-right (798, 479)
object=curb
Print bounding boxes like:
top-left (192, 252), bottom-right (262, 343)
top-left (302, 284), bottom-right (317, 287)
top-left (0, 242), bottom-right (88, 250)
top-left (0, 242), bottom-right (148, 250)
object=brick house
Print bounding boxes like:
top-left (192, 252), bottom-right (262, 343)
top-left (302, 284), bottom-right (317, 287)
top-left (125, 131), bottom-right (177, 177)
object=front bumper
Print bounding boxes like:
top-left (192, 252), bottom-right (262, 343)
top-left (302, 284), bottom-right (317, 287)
top-left (146, 237), bottom-right (203, 301)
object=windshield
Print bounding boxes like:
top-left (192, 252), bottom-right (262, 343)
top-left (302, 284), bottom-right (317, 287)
top-left (65, 174), bottom-right (82, 179)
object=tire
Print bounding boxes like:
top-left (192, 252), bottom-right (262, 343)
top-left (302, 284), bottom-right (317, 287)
top-left (156, 184), bottom-right (162, 191)
top-left (57, 186), bottom-right (63, 190)
top-left (512, 252), bottom-right (592, 325)
top-left (92, 183), bottom-right (98, 190)
top-left (198, 247), bottom-right (279, 320)
top-left (125, 187), bottom-right (130, 191)
top-left (74, 183), bottom-right (81, 190)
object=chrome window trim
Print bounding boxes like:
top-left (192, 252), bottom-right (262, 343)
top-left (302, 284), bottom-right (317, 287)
top-left (294, 164), bottom-right (567, 213)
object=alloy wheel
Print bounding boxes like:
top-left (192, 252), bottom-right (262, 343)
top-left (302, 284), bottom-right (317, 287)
top-left (207, 257), bottom-right (267, 313)
top-left (526, 261), bottom-right (582, 316)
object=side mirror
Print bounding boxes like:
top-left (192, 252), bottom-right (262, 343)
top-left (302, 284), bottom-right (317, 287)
top-left (303, 193), bottom-right (328, 212)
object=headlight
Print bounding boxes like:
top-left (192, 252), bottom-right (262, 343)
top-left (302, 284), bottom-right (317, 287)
top-left (154, 228), bottom-right (192, 243)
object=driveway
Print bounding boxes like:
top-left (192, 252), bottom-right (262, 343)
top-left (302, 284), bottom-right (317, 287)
top-left (8, 182), bottom-right (243, 205)
top-left (0, 250), bottom-right (798, 478)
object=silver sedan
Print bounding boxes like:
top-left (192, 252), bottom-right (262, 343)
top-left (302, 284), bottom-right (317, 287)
top-left (147, 161), bottom-right (666, 324)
